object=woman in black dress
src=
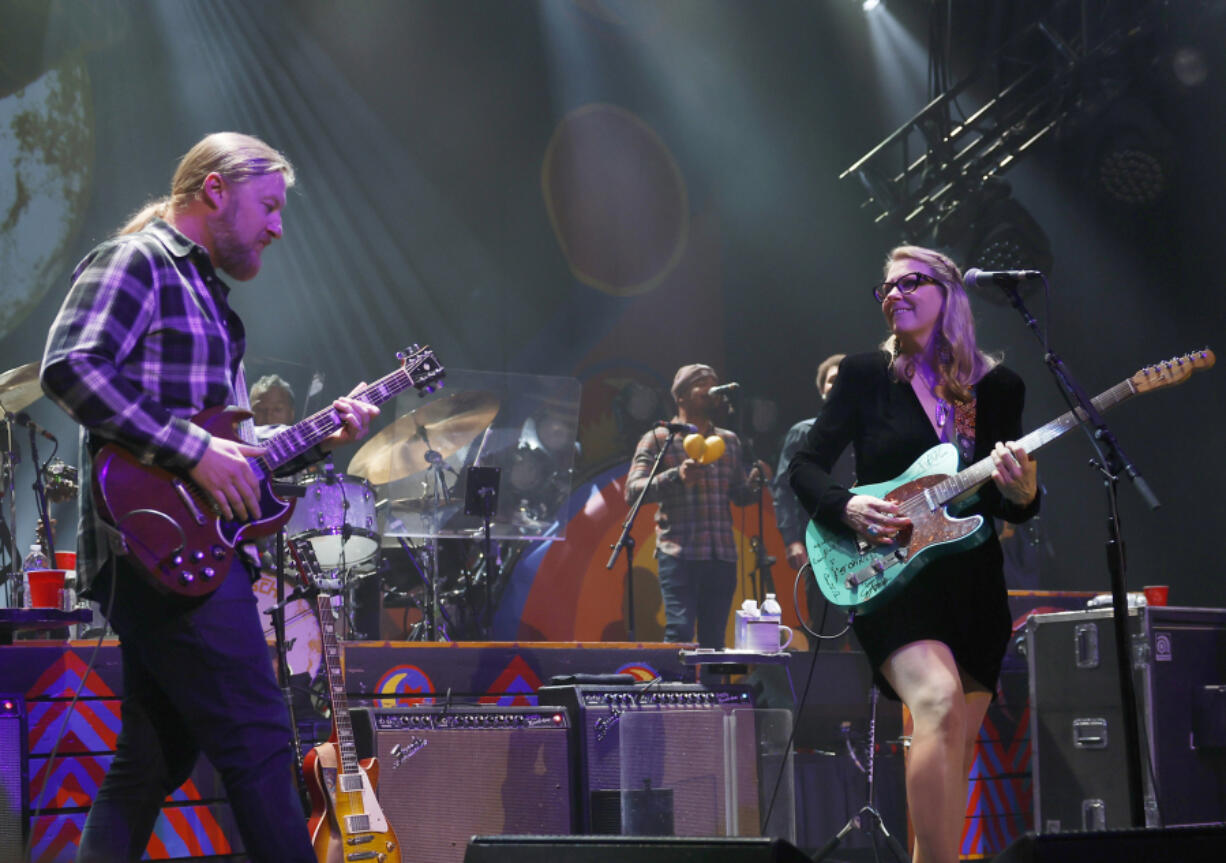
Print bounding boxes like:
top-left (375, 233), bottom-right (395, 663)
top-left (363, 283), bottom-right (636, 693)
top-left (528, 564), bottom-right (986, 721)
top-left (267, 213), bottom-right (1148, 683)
top-left (788, 245), bottom-right (1040, 863)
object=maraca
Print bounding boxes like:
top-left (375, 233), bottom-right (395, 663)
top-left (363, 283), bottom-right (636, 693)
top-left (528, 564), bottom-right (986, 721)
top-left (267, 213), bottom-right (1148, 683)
top-left (683, 433), bottom-right (725, 464)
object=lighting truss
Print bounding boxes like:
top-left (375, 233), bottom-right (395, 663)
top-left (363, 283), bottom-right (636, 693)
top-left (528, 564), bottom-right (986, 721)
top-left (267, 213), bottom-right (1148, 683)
top-left (840, 0), bottom-right (1164, 243)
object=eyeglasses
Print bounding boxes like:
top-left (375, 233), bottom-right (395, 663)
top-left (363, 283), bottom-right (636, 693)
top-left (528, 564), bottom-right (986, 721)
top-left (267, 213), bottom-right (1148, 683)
top-left (872, 271), bottom-right (945, 303)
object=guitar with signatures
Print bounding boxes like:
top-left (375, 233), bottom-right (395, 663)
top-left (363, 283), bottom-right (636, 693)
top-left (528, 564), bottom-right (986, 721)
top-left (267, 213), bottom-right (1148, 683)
top-left (805, 350), bottom-right (1215, 613)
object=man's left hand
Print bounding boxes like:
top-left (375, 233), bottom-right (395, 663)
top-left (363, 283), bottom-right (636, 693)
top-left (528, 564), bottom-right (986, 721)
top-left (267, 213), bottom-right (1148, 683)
top-left (321, 384), bottom-right (381, 450)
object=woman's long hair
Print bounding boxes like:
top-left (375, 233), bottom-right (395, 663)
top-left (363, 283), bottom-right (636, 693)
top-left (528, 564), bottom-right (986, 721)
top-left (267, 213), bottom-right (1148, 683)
top-left (118, 132), bottom-right (295, 235)
top-left (880, 244), bottom-right (998, 402)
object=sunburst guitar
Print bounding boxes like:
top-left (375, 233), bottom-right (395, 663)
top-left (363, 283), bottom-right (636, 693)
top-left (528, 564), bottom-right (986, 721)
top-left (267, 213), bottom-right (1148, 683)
top-left (291, 539), bottom-right (401, 863)
top-left (805, 349), bottom-right (1215, 613)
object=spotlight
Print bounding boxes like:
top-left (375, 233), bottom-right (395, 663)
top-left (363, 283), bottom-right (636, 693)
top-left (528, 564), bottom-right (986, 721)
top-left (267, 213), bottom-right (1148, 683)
top-left (862, 0), bottom-right (882, 10)
top-left (1085, 98), bottom-right (1173, 206)
top-left (935, 181), bottom-right (1053, 304)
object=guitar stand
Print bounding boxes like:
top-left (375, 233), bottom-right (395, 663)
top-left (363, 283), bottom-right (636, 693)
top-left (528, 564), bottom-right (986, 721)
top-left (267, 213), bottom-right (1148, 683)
top-left (268, 531), bottom-right (312, 814)
top-left (812, 686), bottom-right (910, 863)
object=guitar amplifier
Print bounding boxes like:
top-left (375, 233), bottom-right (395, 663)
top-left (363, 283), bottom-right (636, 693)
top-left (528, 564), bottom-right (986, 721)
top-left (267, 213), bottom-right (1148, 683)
top-left (0, 695), bottom-right (26, 861)
top-left (353, 705), bottom-right (573, 863)
top-left (537, 683), bottom-right (757, 836)
top-left (1025, 606), bottom-right (1226, 832)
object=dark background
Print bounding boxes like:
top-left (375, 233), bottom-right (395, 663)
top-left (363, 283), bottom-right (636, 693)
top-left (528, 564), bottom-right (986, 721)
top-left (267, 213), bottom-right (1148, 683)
top-left (2, 0), bottom-right (1223, 612)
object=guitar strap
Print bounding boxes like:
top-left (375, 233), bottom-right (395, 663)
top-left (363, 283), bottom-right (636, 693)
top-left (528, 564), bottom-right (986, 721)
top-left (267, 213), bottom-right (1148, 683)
top-left (953, 394), bottom-right (977, 467)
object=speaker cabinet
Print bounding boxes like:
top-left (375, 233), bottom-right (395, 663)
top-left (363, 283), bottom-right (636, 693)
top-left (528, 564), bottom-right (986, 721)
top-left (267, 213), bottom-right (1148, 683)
top-left (537, 683), bottom-right (757, 836)
top-left (355, 706), bottom-right (573, 863)
top-left (993, 824), bottom-right (1226, 863)
top-left (0, 695), bottom-right (26, 861)
top-left (463, 835), bottom-right (812, 862)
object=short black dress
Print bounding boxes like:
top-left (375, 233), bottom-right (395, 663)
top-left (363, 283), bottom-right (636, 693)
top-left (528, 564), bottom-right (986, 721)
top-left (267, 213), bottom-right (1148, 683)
top-left (787, 351), bottom-right (1041, 699)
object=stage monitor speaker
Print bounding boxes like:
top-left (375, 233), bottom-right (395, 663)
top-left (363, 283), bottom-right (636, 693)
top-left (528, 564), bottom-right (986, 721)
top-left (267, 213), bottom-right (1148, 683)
top-left (463, 835), bottom-right (812, 863)
top-left (992, 824), bottom-right (1226, 863)
top-left (354, 705), bottom-right (573, 863)
top-left (0, 694), bottom-right (27, 861)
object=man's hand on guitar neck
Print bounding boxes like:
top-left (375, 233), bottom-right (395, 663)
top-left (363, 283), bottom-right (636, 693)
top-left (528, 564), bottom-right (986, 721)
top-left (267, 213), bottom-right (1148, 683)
top-left (318, 386), bottom-right (381, 452)
top-left (189, 437), bottom-right (266, 521)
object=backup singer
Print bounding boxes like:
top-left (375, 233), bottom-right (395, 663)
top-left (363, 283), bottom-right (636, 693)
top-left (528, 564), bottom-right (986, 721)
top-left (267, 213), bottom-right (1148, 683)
top-left (787, 246), bottom-right (1039, 863)
top-left (771, 352), bottom-right (847, 574)
top-left (41, 133), bottom-right (379, 863)
top-left (625, 364), bottom-right (766, 648)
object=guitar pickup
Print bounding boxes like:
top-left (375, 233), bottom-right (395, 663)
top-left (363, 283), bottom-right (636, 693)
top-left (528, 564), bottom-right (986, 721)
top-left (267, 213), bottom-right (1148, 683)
top-left (346, 835), bottom-right (374, 846)
top-left (338, 772), bottom-right (364, 793)
top-left (271, 481), bottom-right (306, 498)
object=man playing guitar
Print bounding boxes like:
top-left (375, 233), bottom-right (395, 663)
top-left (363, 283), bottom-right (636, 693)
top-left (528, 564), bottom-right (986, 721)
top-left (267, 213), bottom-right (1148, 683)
top-left (40, 133), bottom-right (379, 863)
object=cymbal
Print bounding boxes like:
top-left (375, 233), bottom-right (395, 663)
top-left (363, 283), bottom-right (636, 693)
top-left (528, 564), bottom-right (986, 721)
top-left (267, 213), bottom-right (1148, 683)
top-left (349, 391), bottom-right (499, 485)
top-left (0, 362), bottom-right (42, 413)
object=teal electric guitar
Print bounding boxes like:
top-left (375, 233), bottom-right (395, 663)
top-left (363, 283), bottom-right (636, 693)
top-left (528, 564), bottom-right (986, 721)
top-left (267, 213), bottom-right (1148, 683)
top-left (805, 350), bottom-right (1215, 613)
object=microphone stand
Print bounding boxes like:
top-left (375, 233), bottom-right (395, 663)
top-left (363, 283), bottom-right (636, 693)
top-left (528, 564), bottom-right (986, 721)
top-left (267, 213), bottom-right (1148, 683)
top-left (728, 389), bottom-right (775, 601)
top-left (999, 277), bottom-right (1156, 828)
top-left (608, 429), bottom-right (680, 641)
top-left (26, 424), bottom-right (56, 562)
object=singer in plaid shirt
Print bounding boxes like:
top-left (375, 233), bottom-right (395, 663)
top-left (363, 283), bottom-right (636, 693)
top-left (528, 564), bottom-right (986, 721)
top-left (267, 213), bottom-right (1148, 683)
top-left (624, 363), bottom-right (765, 648)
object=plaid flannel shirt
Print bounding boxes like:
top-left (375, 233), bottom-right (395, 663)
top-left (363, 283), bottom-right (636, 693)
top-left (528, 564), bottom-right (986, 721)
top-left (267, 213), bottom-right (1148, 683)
top-left (40, 219), bottom-right (254, 588)
top-left (624, 425), bottom-right (758, 561)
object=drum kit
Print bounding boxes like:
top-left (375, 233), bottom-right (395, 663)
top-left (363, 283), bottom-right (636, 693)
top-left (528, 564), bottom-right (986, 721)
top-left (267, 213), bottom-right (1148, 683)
top-left (1, 355), bottom-right (551, 657)
top-left (1, 361), bottom-right (82, 608)
top-left (345, 390), bottom-right (511, 641)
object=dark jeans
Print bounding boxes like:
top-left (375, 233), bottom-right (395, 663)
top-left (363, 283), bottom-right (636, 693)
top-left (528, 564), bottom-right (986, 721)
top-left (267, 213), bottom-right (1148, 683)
top-left (655, 554), bottom-right (738, 649)
top-left (76, 557), bottom-right (315, 863)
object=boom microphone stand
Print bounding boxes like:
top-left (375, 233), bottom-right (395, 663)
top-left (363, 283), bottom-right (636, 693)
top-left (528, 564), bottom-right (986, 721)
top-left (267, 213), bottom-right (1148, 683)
top-left (994, 270), bottom-right (1157, 827)
top-left (608, 426), bottom-right (682, 641)
top-left (724, 386), bottom-right (775, 601)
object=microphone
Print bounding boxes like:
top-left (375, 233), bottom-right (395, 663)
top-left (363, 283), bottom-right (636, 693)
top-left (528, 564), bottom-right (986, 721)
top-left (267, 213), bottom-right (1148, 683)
top-left (963, 268), bottom-right (1043, 290)
top-left (708, 382), bottom-right (740, 398)
top-left (656, 420), bottom-right (699, 434)
top-left (14, 413), bottom-right (56, 442)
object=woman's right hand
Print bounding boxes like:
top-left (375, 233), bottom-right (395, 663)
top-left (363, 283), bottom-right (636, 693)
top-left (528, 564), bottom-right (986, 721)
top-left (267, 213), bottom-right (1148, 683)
top-left (841, 494), bottom-right (910, 545)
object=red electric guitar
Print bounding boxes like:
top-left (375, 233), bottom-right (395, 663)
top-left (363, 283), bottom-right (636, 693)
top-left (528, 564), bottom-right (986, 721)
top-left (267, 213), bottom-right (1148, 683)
top-left (92, 345), bottom-right (444, 596)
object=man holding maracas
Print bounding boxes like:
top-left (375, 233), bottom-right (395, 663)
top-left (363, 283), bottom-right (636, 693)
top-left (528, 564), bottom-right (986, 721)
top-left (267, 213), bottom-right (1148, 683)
top-left (624, 364), bottom-right (768, 648)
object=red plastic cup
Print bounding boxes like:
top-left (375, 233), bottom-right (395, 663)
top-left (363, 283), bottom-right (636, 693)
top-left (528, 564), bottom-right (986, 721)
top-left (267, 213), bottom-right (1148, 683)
top-left (1143, 585), bottom-right (1169, 607)
top-left (54, 550), bottom-right (77, 571)
top-left (27, 569), bottom-right (67, 609)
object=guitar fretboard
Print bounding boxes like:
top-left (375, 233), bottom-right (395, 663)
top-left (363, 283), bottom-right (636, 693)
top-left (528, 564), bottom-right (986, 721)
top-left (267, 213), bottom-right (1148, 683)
top-left (258, 363), bottom-right (423, 474)
top-left (316, 594), bottom-right (361, 777)
top-left (932, 377), bottom-right (1136, 506)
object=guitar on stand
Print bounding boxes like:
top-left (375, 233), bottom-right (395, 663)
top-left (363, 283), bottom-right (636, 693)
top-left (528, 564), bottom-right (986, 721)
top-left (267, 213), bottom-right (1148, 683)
top-left (289, 537), bottom-right (401, 863)
top-left (805, 350), bottom-right (1215, 613)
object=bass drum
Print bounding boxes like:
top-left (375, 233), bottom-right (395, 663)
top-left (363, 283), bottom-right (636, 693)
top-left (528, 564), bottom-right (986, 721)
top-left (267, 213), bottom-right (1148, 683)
top-left (286, 473), bottom-right (380, 569)
top-left (253, 572), bottom-right (323, 680)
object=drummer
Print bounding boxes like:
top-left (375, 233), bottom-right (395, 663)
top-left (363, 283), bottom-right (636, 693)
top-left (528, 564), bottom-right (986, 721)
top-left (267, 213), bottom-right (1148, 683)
top-left (250, 373), bottom-right (296, 432)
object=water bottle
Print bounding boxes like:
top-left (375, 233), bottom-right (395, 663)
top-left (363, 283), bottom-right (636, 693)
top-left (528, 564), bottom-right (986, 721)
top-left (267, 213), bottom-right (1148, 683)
top-left (758, 593), bottom-right (793, 652)
top-left (22, 543), bottom-right (49, 609)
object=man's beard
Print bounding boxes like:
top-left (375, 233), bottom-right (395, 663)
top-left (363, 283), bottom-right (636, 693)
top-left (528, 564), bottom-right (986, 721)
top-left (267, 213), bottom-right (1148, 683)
top-left (212, 207), bottom-right (260, 280)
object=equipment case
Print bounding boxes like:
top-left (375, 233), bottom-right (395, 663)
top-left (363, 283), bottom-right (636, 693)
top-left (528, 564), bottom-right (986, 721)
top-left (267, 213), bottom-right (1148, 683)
top-left (1024, 606), bottom-right (1226, 832)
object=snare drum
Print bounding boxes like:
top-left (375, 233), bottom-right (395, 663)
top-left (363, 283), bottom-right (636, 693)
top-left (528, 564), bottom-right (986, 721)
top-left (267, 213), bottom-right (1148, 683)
top-left (286, 473), bottom-right (380, 569)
